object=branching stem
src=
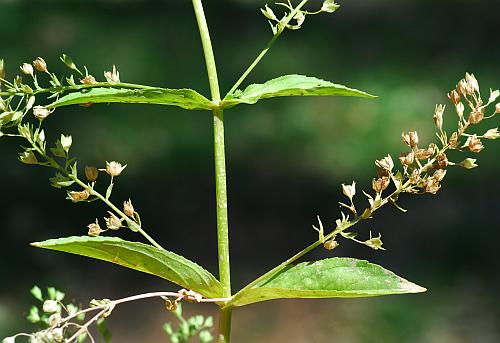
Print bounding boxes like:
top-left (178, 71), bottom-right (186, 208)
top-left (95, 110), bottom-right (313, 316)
top-left (227, 0), bottom-right (309, 95)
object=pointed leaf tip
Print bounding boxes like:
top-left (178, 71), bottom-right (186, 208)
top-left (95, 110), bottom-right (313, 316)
top-left (221, 74), bottom-right (376, 109)
top-left (32, 236), bottom-right (222, 298)
top-left (230, 257), bottom-right (426, 307)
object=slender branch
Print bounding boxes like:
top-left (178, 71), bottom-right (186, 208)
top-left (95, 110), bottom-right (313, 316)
top-left (65, 309), bottom-right (106, 343)
top-left (30, 141), bottom-right (164, 250)
top-left (227, 0), bottom-right (309, 95)
top-left (61, 291), bottom-right (232, 343)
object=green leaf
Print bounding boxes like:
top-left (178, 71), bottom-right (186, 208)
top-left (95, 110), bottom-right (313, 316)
top-left (199, 330), bottom-right (214, 343)
top-left (47, 86), bottom-right (215, 111)
top-left (97, 318), bottom-right (112, 343)
top-left (32, 236), bottom-right (222, 298)
top-left (26, 306), bottom-right (40, 323)
top-left (105, 182), bottom-right (114, 200)
top-left (229, 257), bottom-right (426, 307)
top-left (30, 285), bottom-right (43, 302)
top-left (221, 75), bottom-right (376, 109)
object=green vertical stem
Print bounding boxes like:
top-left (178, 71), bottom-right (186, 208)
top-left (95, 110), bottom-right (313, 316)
top-left (192, 0), bottom-right (232, 342)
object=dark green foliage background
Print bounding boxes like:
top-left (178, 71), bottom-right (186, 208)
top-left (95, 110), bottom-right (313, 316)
top-left (1, 0), bottom-right (499, 342)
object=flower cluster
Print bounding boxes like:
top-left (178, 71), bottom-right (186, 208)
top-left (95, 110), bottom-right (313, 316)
top-left (2, 286), bottom-right (91, 343)
top-left (316, 73), bottom-right (499, 251)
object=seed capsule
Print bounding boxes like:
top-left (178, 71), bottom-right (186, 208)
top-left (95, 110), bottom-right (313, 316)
top-left (323, 239), bottom-right (339, 250)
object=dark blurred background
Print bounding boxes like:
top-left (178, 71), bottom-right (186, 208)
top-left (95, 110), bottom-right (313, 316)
top-left (1, 0), bottom-right (499, 342)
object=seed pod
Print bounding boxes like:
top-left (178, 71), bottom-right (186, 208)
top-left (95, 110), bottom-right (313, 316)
top-left (447, 90), bottom-right (460, 105)
top-left (123, 199), bottom-right (135, 217)
top-left (20, 63), bottom-right (34, 76)
top-left (436, 153), bottom-right (448, 168)
top-left (85, 165), bottom-right (99, 182)
top-left (448, 132), bottom-right (459, 148)
top-left (68, 189), bottom-right (90, 202)
top-left (433, 104), bottom-right (445, 130)
top-left (468, 110), bottom-right (484, 124)
top-left (465, 135), bottom-right (484, 153)
top-left (33, 106), bottom-right (50, 120)
top-left (87, 219), bottom-right (104, 237)
top-left (33, 57), bottom-right (48, 73)
top-left (398, 151), bottom-right (415, 166)
top-left (323, 239), bottom-right (339, 250)
top-left (341, 181), bottom-right (356, 200)
top-left (372, 176), bottom-right (390, 193)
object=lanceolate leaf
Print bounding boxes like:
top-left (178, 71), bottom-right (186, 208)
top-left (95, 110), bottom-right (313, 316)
top-left (221, 75), bottom-right (376, 109)
top-left (47, 85), bottom-right (215, 111)
top-left (32, 236), bottom-right (222, 298)
top-left (229, 257), bottom-right (426, 307)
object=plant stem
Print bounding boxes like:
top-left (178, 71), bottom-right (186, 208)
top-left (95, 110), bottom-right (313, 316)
top-left (227, 0), bottom-right (309, 95)
top-left (192, 0), bottom-right (232, 342)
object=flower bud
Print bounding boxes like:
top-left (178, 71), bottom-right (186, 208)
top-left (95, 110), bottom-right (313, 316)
top-left (105, 211), bottom-right (123, 230)
top-left (85, 165), bottom-right (99, 182)
top-left (43, 300), bottom-right (59, 313)
top-left (68, 189), bottom-right (90, 202)
top-left (261, 4), bottom-right (278, 21)
top-left (433, 104), bottom-right (445, 130)
top-left (341, 181), bottom-right (356, 200)
top-left (323, 239), bottom-right (339, 250)
top-left (0, 59), bottom-right (5, 79)
top-left (33, 106), bottom-right (50, 120)
top-left (483, 128), bottom-right (499, 140)
top-left (465, 73), bottom-right (479, 94)
top-left (2, 336), bottom-right (15, 343)
top-left (402, 131), bottom-right (419, 148)
top-left (372, 176), bottom-right (390, 193)
top-left (88, 219), bottom-right (104, 237)
top-left (458, 158), bottom-right (478, 169)
top-left (457, 79), bottom-right (467, 96)
top-left (447, 90), bottom-right (460, 105)
top-left (123, 199), bottom-right (135, 217)
top-left (398, 151), bottom-right (414, 166)
top-left (321, 0), bottom-right (340, 13)
top-left (455, 102), bottom-right (465, 119)
top-left (20, 63), bottom-right (34, 77)
top-left (105, 161), bottom-right (127, 177)
top-left (465, 135), bottom-right (484, 153)
top-left (33, 57), bottom-right (48, 73)
top-left (48, 313), bottom-right (62, 326)
top-left (468, 109), bottom-right (484, 124)
top-left (496, 103), bottom-right (500, 114)
top-left (488, 89), bottom-right (500, 104)
top-left (19, 150), bottom-right (38, 164)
